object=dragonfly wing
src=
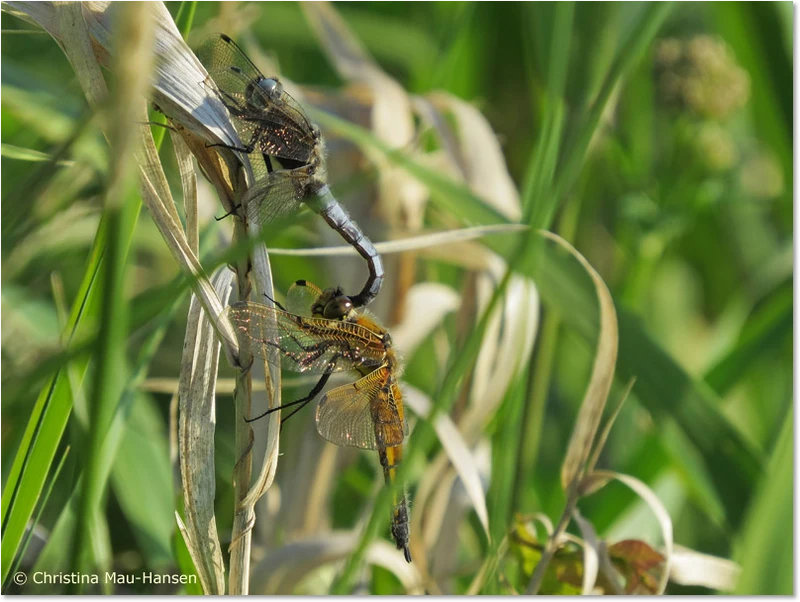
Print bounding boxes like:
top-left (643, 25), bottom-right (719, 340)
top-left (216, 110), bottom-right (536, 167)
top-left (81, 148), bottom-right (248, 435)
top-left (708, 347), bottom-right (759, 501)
top-left (285, 280), bottom-right (325, 317)
top-left (316, 368), bottom-right (406, 450)
top-left (316, 368), bottom-right (383, 450)
top-left (199, 34), bottom-right (266, 96)
top-left (198, 35), bottom-right (318, 163)
top-left (225, 302), bottom-right (386, 373)
top-left (243, 171), bottom-right (304, 225)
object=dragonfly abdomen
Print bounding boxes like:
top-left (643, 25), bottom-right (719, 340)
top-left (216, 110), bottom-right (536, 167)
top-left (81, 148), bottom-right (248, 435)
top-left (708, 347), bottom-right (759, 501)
top-left (379, 444), bottom-right (412, 563)
top-left (309, 186), bottom-right (384, 309)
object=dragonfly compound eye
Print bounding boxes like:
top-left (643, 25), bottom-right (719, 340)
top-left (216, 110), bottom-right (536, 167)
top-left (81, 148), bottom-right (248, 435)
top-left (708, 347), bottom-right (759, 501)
top-left (257, 77), bottom-right (283, 101)
top-left (323, 295), bottom-right (354, 320)
top-left (244, 77), bottom-right (283, 110)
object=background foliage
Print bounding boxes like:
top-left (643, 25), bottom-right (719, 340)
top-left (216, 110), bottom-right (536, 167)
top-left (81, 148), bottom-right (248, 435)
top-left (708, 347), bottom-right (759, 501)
top-left (0, 1), bottom-right (792, 595)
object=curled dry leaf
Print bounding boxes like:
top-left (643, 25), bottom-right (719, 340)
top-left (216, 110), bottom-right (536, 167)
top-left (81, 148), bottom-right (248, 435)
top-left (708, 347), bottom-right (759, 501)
top-left (525, 232), bottom-right (619, 595)
top-left (577, 471), bottom-right (614, 498)
top-left (403, 385), bottom-right (490, 538)
top-left (239, 243), bottom-right (282, 506)
top-left (302, 2), bottom-right (427, 233)
top-left (5, 1), bottom-right (243, 149)
top-left (391, 283), bottom-right (460, 357)
top-left (425, 92), bottom-right (522, 222)
top-left (526, 512), bottom-right (555, 538)
top-left (462, 254), bottom-right (539, 441)
top-left (569, 511), bottom-right (601, 595)
top-left (597, 541), bottom-right (628, 595)
top-left (177, 268), bottom-right (234, 595)
top-left (670, 545), bottom-right (740, 592)
top-left (169, 131), bottom-right (199, 253)
top-left (544, 231), bottom-right (619, 491)
top-left (590, 470), bottom-right (674, 595)
top-left (135, 117), bottom-right (239, 367)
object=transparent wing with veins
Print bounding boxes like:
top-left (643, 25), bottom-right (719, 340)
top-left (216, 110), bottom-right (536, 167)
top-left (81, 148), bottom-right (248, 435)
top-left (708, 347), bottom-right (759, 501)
top-left (225, 301), bottom-right (386, 374)
top-left (315, 367), bottom-right (407, 450)
top-left (198, 34), bottom-right (317, 162)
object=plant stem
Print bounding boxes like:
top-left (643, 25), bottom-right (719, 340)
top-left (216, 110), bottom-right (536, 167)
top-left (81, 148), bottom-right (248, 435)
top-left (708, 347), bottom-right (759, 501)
top-left (228, 221), bottom-right (255, 594)
top-left (525, 487), bottom-right (579, 594)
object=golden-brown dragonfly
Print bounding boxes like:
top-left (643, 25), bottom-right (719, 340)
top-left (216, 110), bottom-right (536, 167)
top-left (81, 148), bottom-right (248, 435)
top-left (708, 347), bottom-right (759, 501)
top-left (225, 280), bottom-right (411, 562)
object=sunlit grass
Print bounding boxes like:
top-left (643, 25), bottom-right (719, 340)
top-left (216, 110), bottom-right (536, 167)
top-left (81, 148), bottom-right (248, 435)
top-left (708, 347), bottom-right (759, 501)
top-left (0, 1), bottom-right (792, 595)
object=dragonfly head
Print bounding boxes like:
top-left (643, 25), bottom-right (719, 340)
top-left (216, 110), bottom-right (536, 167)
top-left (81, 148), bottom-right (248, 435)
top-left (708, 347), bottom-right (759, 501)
top-left (243, 75), bottom-right (284, 110)
top-left (314, 287), bottom-right (355, 320)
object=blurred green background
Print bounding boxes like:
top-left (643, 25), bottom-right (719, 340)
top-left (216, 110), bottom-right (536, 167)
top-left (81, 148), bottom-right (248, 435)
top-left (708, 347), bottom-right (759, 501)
top-left (0, 1), bottom-right (792, 595)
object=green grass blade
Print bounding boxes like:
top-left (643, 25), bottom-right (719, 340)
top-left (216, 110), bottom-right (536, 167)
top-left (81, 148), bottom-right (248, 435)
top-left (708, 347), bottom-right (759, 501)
top-left (528, 243), bottom-right (763, 528)
top-left (704, 282), bottom-right (792, 397)
top-left (0, 142), bottom-right (74, 165)
top-left (110, 395), bottom-right (174, 568)
top-left (174, 1), bottom-right (196, 39)
top-left (65, 2), bottom-right (154, 584)
top-left (2, 446), bottom-right (70, 593)
top-left (0, 225), bottom-right (108, 585)
top-left (69, 191), bottom-right (137, 580)
top-left (734, 404), bottom-right (792, 594)
top-left (29, 290), bottom-right (184, 582)
top-left (615, 309), bottom-right (762, 527)
top-left (531, 2), bottom-right (673, 230)
top-left (519, 3), bottom-right (571, 223)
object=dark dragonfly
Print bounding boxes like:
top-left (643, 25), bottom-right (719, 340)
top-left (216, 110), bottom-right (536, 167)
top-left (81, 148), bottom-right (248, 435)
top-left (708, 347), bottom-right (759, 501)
top-left (225, 280), bottom-right (412, 562)
top-left (199, 34), bottom-right (384, 309)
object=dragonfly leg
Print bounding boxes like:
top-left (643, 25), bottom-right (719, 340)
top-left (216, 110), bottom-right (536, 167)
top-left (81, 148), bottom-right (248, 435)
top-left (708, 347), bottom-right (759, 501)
top-left (214, 203), bottom-right (242, 221)
top-left (137, 120), bottom-right (176, 131)
top-left (261, 153), bottom-right (274, 174)
top-left (245, 372), bottom-right (332, 423)
top-left (205, 141), bottom-right (255, 154)
top-left (261, 292), bottom-right (286, 311)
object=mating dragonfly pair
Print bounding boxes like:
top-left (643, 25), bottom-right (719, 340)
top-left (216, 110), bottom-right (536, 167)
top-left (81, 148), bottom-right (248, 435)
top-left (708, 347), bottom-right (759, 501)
top-left (200, 35), bottom-right (411, 563)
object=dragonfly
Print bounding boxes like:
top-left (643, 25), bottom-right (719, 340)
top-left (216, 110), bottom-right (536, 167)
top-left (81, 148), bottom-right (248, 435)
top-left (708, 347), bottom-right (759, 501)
top-left (225, 280), bottom-right (412, 562)
top-left (200, 34), bottom-right (384, 309)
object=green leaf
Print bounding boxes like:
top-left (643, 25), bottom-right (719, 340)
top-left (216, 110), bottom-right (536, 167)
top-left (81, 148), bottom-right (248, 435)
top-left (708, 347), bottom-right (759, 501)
top-left (735, 405), bottom-right (792, 595)
top-left (110, 395), bottom-right (174, 568)
top-left (528, 240), bottom-right (763, 529)
top-left (1, 231), bottom-right (108, 585)
top-left (703, 282), bottom-right (792, 396)
top-left (0, 143), bottom-right (74, 165)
